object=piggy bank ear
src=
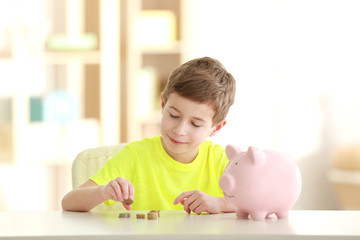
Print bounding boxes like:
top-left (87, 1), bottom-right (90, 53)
top-left (248, 146), bottom-right (266, 165)
top-left (225, 144), bottom-right (243, 161)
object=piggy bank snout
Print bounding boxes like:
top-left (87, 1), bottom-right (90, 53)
top-left (219, 174), bottom-right (235, 192)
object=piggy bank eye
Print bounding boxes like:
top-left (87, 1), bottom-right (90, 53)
top-left (235, 162), bottom-right (238, 165)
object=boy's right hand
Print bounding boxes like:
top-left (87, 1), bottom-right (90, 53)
top-left (100, 177), bottom-right (134, 210)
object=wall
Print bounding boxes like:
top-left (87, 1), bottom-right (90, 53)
top-left (2, 0), bottom-right (360, 211)
top-left (184, 0), bottom-right (360, 209)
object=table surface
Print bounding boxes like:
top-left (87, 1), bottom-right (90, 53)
top-left (1, 210), bottom-right (360, 239)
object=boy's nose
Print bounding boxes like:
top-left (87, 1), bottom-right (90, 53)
top-left (173, 121), bottom-right (187, 136)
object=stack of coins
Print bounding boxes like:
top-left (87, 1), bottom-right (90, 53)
top-left (149, 210), bottom-right (160, 218)
top-left (136, 213), bottom-right (146, 219)
top-left (147, 212), bottom-right (158, 220)
top-left (118, 209), bottom-right (160, 220)
top-left (118, 213), bottom-right (130, 218)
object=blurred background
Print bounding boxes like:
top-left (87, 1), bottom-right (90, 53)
top-left (1, 0), bottom-right (360, 211)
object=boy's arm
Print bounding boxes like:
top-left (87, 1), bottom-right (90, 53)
top-left (173, 190), bottom-right (235, 214)
top-left (61, 180), bottom-right (107, 212)
top-left (62, 178), bottom-right (134, 212)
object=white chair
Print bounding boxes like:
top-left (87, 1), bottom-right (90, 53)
top-left (72, 143), bottom-right (128, 211)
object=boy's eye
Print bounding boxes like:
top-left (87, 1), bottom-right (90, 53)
top-left (192, 122), bottom-right (201, 127)
top-left (170, 113), bottom-right (179, 118)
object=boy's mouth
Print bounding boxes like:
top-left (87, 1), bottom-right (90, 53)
top-left (169, 136), bottom-right (186, 145)
top-left (223, 193), bottom-right (235, 198)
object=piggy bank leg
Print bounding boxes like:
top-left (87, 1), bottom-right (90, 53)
top-left (275, 211), bottom-right (289, 219)
top-left (249, 212), bottom-right (267, 221)
top-left (235, 210), bottom-right (249, 219)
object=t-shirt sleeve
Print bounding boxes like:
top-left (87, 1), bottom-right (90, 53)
top-left (212, 144), bottom-right (229, 177)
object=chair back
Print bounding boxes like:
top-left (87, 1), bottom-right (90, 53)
top-left (72, 143), bottom-right (128, 211)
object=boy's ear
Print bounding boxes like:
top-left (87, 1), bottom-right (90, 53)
top-left (209, 119), bottom-right (227, 137)
top-left (161, 92), bottom-right (165, 111)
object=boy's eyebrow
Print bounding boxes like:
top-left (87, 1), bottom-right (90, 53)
top-left (192, 116), bottom-right (206, 122)
top-left (169, 106), bottom-right (206, 122)
top-left (169, 106), bottom-right (179, 112)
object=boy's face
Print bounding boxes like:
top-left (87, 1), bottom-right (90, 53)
top-left (160, 92), bottom-right (225, 164)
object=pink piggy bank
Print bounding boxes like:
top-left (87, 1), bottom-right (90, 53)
top-left (219, 145), bottom-right (301, 220)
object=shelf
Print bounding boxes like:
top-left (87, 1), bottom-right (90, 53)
top-left (0, 51), bottom-right (101, 65)
top-left (44, 51), bottom-right (101, 65)
top-left (141, 41), bottom-right (183, 55)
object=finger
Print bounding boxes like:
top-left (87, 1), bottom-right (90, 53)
top-left (194, 207), bottom-right (204, 215)
top-left (189, 199), bottom-right (203, 215)
top-left (124, 204), bottom-right (132, 211)
top-left (117, 178), bottom-right (129, 200)
top-left (182, 195), bottom-right (198, 214)
top-left (119, 179), bottom-right (135, 209)
top-left (173, 191), bottom-right (195, 205)
top-left (122, 179), bottom-right (134, 200)
top-left (193, 201), bottom-right (205, 215)
top-left (128, 180), bottom-right (135, 199)
top-left (182, 191), bottom-right (203, 214)
top-left (110, 180), bottom-right (123, 202)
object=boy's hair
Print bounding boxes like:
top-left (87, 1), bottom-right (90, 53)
top-left (163, 57), bottom-right (236, 125)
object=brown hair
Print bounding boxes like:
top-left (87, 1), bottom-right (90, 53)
top-left (162, 57), bottom-right (236, 125)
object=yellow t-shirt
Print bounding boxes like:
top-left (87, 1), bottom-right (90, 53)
top-left (90, 136), bottom-right (228, 210)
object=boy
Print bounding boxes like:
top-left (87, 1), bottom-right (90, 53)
top-left (62, 57), bottom-right (236, 214)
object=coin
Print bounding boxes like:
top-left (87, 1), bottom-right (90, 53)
top-left (122, 198), bottom-right (134, 205)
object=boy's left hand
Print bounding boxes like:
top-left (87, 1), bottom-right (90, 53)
top-left (173, 190), bottom-right (221, 215)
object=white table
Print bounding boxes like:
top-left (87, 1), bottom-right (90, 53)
top-left (1, 210), bottom-right (360, 239)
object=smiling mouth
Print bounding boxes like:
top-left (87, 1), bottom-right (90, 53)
top-left (224, 193), bottom-right (235, 198)
top-left (169, 136), bottom-right (186, 145)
